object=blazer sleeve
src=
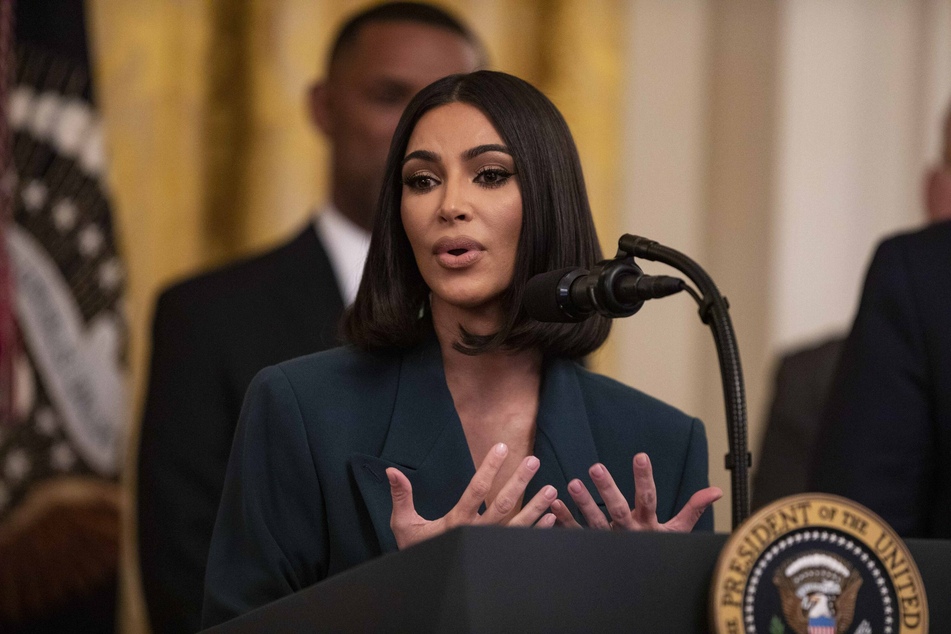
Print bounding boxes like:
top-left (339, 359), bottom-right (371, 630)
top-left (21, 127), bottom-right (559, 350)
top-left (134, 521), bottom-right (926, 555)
top-left (137, 290), bottom-right (238, 633)
top-left (812, 238), bottom-right (934, 536)
top-left (674, 417), bottom-right (714, 532)
top-left (201, 365), bottom-right (328, 629)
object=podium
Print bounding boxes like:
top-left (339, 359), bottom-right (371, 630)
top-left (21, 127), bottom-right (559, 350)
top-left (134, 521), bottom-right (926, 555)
top-left (203, 527), bottom-right (951, 633)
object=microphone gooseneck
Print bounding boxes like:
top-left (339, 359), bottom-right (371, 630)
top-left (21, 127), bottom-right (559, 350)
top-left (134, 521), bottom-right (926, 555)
top-left (523, 234), bottom-right (751, 530)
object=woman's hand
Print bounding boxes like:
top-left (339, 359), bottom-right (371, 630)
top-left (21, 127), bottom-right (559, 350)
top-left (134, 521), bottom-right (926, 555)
top-left (549, 453), bottom-right (722, 533)
top-left (386, 442), bottom-right (558, 550)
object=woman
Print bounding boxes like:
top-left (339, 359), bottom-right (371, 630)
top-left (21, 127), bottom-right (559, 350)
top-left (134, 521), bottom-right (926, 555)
top-left (201, 71), bottom-right (721, 628)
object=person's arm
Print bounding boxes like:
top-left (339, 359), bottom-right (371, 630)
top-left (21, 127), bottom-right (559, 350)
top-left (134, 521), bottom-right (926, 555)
top-left (753, 339), bottom-right (844, 509)
top-left (812, 239), bottom-right (934, 536)
top-left (753, 357), bottom-right (805, 509)
top-left (201, 365), bottom-right (328, 629)
top-left (137, 289), bottom-right (236, 633)
top-left (674, 417), bottom-right (716, 532)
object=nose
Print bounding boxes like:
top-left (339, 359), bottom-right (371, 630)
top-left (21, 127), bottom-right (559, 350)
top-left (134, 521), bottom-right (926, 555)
top-left (437, 177), bottom-right (471, 223)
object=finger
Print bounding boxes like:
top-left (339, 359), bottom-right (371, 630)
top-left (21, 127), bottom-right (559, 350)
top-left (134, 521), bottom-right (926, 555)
top-left (663, 486), bottom-right (723, 533)
top-left (506, 483), bottom-right (557, 527)
top-left (589, 463), bottom-right (636, 530)
top-left (631, 453), bottom-right (659, 528)
top-left (535, 513), bottom-right (556, 528)
top-left (550, 498), bottom-right (582, 529)
top-left (566, 478), bottom-right (610, 530)
top-left (456, 442), bottom-right (508, 517)
top-left (387, 468), bottom-right (421, 537)
top-left (481, 455), bottom-right (541, 524)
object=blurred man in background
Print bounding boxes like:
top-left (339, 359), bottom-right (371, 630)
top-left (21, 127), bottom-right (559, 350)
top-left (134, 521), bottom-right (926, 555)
top-left (754, 105), bottom-right (951, 510)
top-left (137, 4), bottom-right (483, 631)
top-left (811, 107), bottom-right (951, 537)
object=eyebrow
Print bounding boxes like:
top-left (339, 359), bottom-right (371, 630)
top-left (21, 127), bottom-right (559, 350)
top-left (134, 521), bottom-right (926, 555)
top-left (463, 144), bottom-right (511, 160)
top-left (402, 149), bottom-right (439, 165)
top-left (402, 144), bottom-right (512, 166)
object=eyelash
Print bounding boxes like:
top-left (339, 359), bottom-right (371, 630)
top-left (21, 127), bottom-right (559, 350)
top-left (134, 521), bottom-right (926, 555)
top-left (402, 172), bottom-right (439, 192)
top-left (474, 167), bottom-right (514, 188)
top-left (401, 167), bottom-right (515, 193)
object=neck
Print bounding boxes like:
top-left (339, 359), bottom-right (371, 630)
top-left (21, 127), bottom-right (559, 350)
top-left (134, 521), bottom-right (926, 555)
top-left (430, 297), bottom-right (504, 352)
top-left (440, 338), bottom-right (543, 398)
top-left (432, 298), bottom-right (543, 465)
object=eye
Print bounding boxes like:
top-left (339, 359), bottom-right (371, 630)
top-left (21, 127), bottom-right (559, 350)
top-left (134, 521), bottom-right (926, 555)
top-left (369, 87), bottom-right (409, 107)
top-left (402, 171), bottom-right (439, 192)
top-left (366, 82), bottom-right (411, 107)
top-left (475, 167), bottom-right (514, 188)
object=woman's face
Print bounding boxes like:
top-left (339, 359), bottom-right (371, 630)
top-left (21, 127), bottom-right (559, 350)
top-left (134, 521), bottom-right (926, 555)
top-left (400, 102), bottom-right (522, 322)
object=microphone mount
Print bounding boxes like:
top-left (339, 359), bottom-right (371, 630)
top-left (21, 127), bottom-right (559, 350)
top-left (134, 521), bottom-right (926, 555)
top-left (584, 255), bottom-right (648, 319)
top-left (535, 256), bottom-right (686, 323)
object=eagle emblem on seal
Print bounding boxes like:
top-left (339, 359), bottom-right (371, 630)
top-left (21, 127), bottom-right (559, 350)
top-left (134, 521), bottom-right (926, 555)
top-left (772, 551), bottom-right (863, 634)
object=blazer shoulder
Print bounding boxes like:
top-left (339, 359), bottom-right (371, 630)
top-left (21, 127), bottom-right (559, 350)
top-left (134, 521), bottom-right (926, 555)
top-left (873, 219), bottom-right (951, 267)
top-left (860, 220), bottom-right (951, 320)
top-left (160, 227), bottom-right (323, 304)
top-left (271, 345), bottom-right (400, 407)
top-left (248, 346), bottom-right (401, 447)
top-left (277, 345), bottom-right (395, 381)
top-left (777, 337), bottom-right (845, 384)
top-left (573, 365), bottom-right (698, 429)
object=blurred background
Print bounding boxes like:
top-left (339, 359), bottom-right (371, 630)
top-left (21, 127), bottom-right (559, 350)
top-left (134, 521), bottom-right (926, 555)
top-left (1, 0), bottom-right (949, 632)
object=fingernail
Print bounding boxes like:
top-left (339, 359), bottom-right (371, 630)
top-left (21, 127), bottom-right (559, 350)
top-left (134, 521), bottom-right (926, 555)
top-left (568, 480), bottom-right (584, 495)
top-left (386, 469), bottom-right (398, 485)
top-left (590, 464), bottom-right (605, 478)
top-left (495, 442), bottom-right (508, 456)
top-left (526, 456), bottom-right (540, 470)
top-left (635, 454), bottom-right (648, 467)
top-left (543, 485), bottom-right (556, 500)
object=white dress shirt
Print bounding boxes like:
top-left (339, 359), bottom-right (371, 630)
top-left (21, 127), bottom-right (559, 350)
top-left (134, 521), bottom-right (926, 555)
top-left (313, 205), bottom-right (371, 306)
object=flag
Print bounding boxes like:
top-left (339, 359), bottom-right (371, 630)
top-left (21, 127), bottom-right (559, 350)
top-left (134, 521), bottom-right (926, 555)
top-left (0, 0), bottom-right (126, 631)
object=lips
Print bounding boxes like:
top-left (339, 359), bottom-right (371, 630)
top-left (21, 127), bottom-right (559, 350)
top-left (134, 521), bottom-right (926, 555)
top-left (432, 236), bottom-right (486, 269)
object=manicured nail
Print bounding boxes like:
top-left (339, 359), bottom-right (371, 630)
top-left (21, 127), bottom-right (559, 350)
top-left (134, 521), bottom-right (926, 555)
top-left (495, 442), bottom-right (508, 456)
top-left (635, 454), bottom-right (648, 467)
top-left (543, 485), bottom-right (557, 500)
top-left (526, 456), bottom-right (540, 470)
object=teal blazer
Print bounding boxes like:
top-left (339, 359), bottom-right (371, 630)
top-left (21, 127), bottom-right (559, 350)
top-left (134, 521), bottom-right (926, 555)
top-left (201, 338), bottom-right (713, 628)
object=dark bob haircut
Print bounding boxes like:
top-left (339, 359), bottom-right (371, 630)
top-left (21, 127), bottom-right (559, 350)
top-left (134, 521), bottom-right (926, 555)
top-left (343, 70), bottom-right (611, 359)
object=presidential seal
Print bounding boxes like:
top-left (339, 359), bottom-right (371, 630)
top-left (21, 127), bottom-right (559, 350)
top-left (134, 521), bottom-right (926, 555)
top-left (710, 493), bottom-right (927, 634)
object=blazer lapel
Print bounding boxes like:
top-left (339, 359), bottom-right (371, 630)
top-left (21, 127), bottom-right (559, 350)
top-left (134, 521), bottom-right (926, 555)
top-left (529, 359), bottom-right (606, 522)
top-left (350, 336), bottom-right (475, 553)
top-left (351, 348), bottom-right (608, 552)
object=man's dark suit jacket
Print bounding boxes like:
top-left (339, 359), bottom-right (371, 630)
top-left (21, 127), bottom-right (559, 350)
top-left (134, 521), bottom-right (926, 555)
top-left (137, 227), bottom-right (345, 634)
top-left (752, 337), bottom-right (844, 509)
top-left (812, 220), bottom-right (951, 538)
top-left (201, 336), bottom-right (714, 628)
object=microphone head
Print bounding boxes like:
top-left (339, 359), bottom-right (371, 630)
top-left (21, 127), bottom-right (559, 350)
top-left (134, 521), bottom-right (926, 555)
top-left (523, 267), bottom-right (589, 323)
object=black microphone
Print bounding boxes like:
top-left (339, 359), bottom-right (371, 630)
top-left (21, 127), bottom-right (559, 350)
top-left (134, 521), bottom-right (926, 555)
top-left (524, 265), bottom-right (685, 323)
